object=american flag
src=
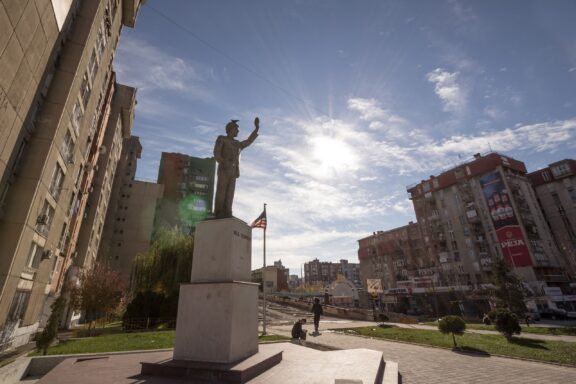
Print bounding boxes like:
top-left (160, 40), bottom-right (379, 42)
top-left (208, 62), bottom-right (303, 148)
top-left (251, 208), bottom-right (267, 229)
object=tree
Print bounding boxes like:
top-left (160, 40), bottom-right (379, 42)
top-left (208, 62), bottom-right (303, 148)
top-left (36, 296), bottom-right (66, 355)
top-left (489, 308), bottom-right (521, 341)
top-left (126, 228), bottom-right (194, 322)
top-left (131, 227), bottom-right (193, 295)
top-left (438, 315), bottom-right (466, 348)
top-left (73, 263), bottom-right (126, 333)
top-left (491, 258), bottom-right (526, 315)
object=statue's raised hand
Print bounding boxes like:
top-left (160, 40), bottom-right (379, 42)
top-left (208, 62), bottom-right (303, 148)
top-left (254, 117), bottom-right (260, 131)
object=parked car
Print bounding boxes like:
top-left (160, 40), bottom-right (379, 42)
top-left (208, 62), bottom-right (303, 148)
top-left (538, 307), bottom-right (567, 320)
top-left (524, 309), bottom-right (540, 322)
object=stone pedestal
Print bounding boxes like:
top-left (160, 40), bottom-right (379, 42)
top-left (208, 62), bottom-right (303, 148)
top-left (141, 218), bottom-right (281, 382)
top-left (172, 217), bottom-right (260, 364)
top-left (173, 281), bottom-right (259, 363)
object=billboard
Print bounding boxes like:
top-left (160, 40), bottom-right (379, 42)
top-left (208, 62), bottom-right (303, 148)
top-left (479, 171), bottom-right (532, 267)
top-left (366, 279), bottom-right (383, 294)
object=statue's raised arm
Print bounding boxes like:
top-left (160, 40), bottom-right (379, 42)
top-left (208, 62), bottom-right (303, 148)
top-left (213, 117), bottom-right (260, 219)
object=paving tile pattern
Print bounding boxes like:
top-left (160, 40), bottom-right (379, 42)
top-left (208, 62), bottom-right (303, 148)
top-left (303, 331), bottom-right (576, 384)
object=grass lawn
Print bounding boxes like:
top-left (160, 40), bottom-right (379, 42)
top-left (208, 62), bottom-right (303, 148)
top-left (29, 331), bottom-right (289, 356)
top-left (421, 321), bottom-right (576, 336)
top-left (341, 325), bottom-right (576, 366)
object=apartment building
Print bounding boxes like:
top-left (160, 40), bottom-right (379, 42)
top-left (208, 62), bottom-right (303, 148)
top-left (528, 159), bottom-right (576, 310)
top-left (358, 223), bottom-right (431, 313)
top-left (358, 152), bottom-right (570, 316)
top-left (251, 261), bottom-right (289, 293)
top-left (97, 136), bottom-right (164, 286)
top-left (155, 152), bottom-right (216, 232)
top-left (304, 259), bottom-right (361, 287)
top-left (409, 153), bottom-right (568, 313)
top-left (0, 0), bottom-right (141, 349)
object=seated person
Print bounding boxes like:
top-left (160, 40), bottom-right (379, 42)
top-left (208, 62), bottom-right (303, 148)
top-left (291, 318), bottom-right (307, 340)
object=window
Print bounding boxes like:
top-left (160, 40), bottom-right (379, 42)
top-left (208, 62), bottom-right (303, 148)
top-left (96, 26), bottom-right (106, 58)
top-left (60, 129), bottom-right (75, 164)
top-left (542, 171), bottom-right (551, 182)
top-left (58, 223), bottom-right (68, 250)
top-left (71, 101), bottom-right (83, 135)
top-left (26, 242), bottom-right (44, 269)
top-left (80, 74), bottom-right (91, 108)
top-left (88, 50), bottom-right (98, 83)
top-left (36, 199), bottom-right (55, 237)
top-left (8, 290), bottom-right (31, 322)
top-left (49, 163), bottom-right (65, 200)
top-left (569, 188), bottom-right (576, 204)
top-left (551, 163), bottom-right (570, 177)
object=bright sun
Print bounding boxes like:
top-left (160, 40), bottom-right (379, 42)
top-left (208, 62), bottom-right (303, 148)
top-left (310, 136), bottom-right (357, 175)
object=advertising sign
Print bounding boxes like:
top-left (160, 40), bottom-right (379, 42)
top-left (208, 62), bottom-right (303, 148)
top-left (367, 279), bottom-right (383, 294)
top-left (479, 171), bottom-right (532, 266)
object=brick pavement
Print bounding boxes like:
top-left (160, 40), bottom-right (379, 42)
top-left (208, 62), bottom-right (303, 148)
top-left (269, 323), bottom-right (576, 384)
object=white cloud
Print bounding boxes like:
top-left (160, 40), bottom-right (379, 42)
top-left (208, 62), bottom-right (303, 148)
top-left (116, 37), bottom-right (201, 91)
top-left (483, 106), bottom-right (505, 120)
top-left (426, 68), bottom-right (467, 114)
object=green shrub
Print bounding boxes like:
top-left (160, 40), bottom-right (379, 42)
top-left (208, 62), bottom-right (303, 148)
top-left (36, 296), bottom-right (66, 355)
top-left (438, 315), bottom-right (466, 347)
top-left (489, 308), bottom-right (521, 341)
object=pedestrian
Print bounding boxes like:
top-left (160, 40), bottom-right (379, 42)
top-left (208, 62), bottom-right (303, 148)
top-left (291, 318), bottom-right (307, 341)
top-left (311, 298), bottom-right (323, 334)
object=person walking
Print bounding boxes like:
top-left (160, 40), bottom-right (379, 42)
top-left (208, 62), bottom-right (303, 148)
top-left (311, 298), bottom-right (323, 334)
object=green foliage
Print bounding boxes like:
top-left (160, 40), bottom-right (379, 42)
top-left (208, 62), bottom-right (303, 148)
top-left (122, 290), bottom-right (179, 329)
top-left (36, 296), bottom-right (66, 355)
top-left (438, 315), bottom-right (466, 347)
top-left (126, 228), bottom-right (193, 323)
top-left (131, 228), bottom-right (193, 296)
top-left (490, 258), bottom-right (527, 314)
top-left (73, 263), bottom-right (126, 332)
top-left (342, 326), bottom-right (576, 366)
top-left (489, 308), bottom-right (522, 341)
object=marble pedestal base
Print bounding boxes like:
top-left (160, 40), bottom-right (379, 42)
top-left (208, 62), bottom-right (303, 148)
top-left (173, 281), bottom-right (259, 363)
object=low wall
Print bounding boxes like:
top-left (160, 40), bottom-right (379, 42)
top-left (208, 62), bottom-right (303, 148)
top-left (269, 298), bottom-right (374, 321)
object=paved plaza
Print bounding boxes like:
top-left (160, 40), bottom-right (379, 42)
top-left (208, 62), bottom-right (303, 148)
top-left (268, 320), bottom-right (576, 384)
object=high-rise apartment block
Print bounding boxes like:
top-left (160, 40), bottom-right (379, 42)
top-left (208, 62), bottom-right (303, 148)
top-left (0, 0), bottom-right (141, 349)
top-left (97, 136), bottom-right (164, 287)
top-left (359, 152), bottom-right (574, 315)
top-left (528, 159), bottom-right (576, 280)
top-left (304, 259), bottom-right (361, 287)
top-left (155, 152), bottom-right (216, 232)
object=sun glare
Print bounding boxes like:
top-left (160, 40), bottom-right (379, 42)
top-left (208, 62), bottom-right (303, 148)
top-left (310, 136), bottom-right (357, 175)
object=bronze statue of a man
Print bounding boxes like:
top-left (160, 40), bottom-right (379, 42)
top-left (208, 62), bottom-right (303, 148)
top-left (213, 117), bottom-right (260, 218)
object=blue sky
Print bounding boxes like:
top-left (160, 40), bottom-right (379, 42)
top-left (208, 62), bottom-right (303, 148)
top-left (114, 0), bottom-right (576, 275)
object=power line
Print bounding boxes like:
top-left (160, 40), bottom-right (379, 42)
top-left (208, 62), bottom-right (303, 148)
top-left (144, 3), bottom-right (329, 117)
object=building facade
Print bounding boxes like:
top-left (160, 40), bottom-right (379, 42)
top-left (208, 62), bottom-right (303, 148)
top-left (0, 0), bottom-right (141, 349)
top-left (251, 261), bottom-right (289, 293)
top-left (359, 152), bottom-right (571, 316)
top-left (97, 136), bottom-right (164, 288)
top-left (304, 258), bottom-right (361, 287)
top-left (528, 159), bottom-right (576, 310)
top-left (155, 152), bottom-right (216, 232)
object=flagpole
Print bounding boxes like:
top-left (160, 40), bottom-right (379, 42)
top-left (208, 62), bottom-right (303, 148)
top-left (262, 203), bottom-right (267, 335)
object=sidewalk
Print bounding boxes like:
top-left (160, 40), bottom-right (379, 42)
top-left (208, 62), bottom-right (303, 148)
top-left (268, 320), bottom-right (576, 384)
